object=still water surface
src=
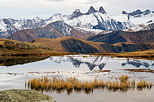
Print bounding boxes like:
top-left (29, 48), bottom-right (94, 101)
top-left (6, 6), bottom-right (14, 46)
top-left (0, 55), bottom-right (154, 102)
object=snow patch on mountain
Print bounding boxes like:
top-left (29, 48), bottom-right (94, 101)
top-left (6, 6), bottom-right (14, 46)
top-left (75, 27), bottom-right (108, 35)
top-left (1, 6), bottom-right (154, 38)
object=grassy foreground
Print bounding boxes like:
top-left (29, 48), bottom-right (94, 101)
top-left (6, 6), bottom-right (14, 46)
top-left (0, 39), bottom-right (72, 56)
top-left (0, 89), bottom-right (56, 102)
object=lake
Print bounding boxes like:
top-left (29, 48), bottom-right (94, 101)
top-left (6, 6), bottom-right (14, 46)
top-left (0, 55), bottom-right (154, 102)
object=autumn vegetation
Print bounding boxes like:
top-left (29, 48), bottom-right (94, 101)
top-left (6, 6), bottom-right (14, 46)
top-left (92, 49), bottom-right (154, 58)
top-left (27, 75), bottom-right (153, 94)
top-left (0, 39), bottom-right (72, 56)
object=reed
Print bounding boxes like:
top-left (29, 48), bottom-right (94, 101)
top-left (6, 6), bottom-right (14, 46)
top-left (137, 80), bottom-right (153, 90)
top-left (27, 75), bottom-right (153, 94)
top-left (119, 75), bottom-right (129, 83)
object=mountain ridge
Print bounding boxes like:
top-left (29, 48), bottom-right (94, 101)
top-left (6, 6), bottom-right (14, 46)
top-left (1, 6), bottom-right (154, 38)
top-left (33, 37), bottom-right (154, 53)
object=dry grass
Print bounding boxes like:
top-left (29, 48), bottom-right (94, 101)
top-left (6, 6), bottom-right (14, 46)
top-left (94, 70), bottom-right (111, 73)
top-left (137, 80), bottom-right (153, 90)
top-left (27, 75), bottom-right (153, 94)
top-left (124, 69), bottom-right (154, 73)
top-left (92, 49), bottom-right (154, 58)
top-left (0, 39), bottom-right (73, 56)
top-left (0, 49), bottom-right (72, 56)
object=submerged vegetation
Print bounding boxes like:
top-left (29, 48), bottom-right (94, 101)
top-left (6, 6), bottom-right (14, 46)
top-left (27, 75), bottom-right (153, 94)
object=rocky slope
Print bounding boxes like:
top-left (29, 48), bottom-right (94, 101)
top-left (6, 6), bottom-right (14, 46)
top-left (33, 37), bottom-right (154, 53)
top-left (9, 21), bottom-right (97, 42)
top-left (0, 37), bottom-right (153, 54)
top-left (33, 37), bottom-right (102, 53)
top-left (0, 17), bottom-right (45, 38)
top-left (87, 29), bottom-right (154, 44)
top-left (101, 43), bottom-right (153, 53)
top-left (60, 38), bottom-right (99, 53)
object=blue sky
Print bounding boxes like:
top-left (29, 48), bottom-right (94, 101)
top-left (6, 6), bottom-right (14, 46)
top-left (0, 0), bottom-right (154, 19)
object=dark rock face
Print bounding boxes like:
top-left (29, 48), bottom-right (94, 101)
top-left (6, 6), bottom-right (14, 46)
top-left (88, 31), bottom-right (127, 44)
top-left (144, 23), bottom-right (154, 30)
top-left (86, 6), bottom-right (98, 14)
top-left (122, 9), bottom-right (152, 16)
top-left (92, 19), bottom-right (126, 31)
top-left (71, 9), bottom-right (83, 19)
top-left (50, 21), bottom-right (73, 36)
top-left (2, 18), bottom-right (16, 34)
top-left (1, 18), bottom-right (45, 37)
top-left (9, 21), bottom-right (90, 42)
top-left (101, 44), bottom-right (121, 53)
top-left (88, 30), bottom-right (154, 44)
top-left (70, 6), bottom-right (107, 19)
top-left (101, 43), bottom-right (153, 53)
top-left (61, 39), bottom-right (99, 54)
top-left (122, 30), bottom-right (154, 43)
top-left (122, 11), bottom-right (127, 14)
top-left (129, 9), bottom-right (142, 16)
top-left (99, 6), bottom-right (107, 14)
top-left (143, 10), bottom-right (151, 15)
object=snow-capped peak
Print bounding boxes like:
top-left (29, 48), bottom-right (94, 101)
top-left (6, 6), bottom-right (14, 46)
top-left (71, 9), bottom-right (83, 19)
top-left (0, 6), bottom-right (154, 38)
top-left (33, 16), bottom-right (43, 22)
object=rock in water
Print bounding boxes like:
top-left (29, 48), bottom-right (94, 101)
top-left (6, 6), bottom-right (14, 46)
top-left (0, 89), bottom-right (56, 102)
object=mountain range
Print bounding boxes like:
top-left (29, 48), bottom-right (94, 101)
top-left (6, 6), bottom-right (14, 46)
top-left (0, 6), bottom-right (154, 39)
top-left (0, 6), bottom-right (154, 54)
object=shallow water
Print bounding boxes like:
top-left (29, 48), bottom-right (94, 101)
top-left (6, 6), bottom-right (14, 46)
top-left (0, 55), bottom-right (154, 102)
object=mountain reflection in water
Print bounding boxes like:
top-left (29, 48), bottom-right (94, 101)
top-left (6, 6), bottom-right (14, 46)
top-left (49, 55), bottom-right (154, 71)
top-left (0, 56), bottom-right (49, 66)
top-left (122, 59), bottom-right (152, 68)
top-left (0, 55), bottom-right (153, 71)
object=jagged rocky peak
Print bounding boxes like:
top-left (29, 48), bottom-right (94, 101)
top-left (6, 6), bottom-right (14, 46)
top-left (122, 11), bottom-right (127, 14)
top-left (122, 9), bottom-right (152, 16)
top-left (33, 16), bottom-right (43, 21)
top-left (87, 6), bottom-right (98, 14)
top-left (99, 6), bottom-right (107, 14)
top-left (72, 9), bottom-right (83, 18)
top-left (122, 9), bottom-right (142, 16)
top-left (143, 9), bottom-right (151, 15)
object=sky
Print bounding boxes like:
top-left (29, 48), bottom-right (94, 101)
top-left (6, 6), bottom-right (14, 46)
top-left (0, 0), bottom-right (154, 19)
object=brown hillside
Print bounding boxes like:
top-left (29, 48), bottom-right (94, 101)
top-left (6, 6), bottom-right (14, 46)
top-left (33, 37), bottom-right (154, 54)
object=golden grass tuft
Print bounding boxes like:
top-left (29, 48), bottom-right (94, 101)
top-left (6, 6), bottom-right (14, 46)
top-left (137, 80), bottom-right (153, 90)
top-left (27, 75), bottom-right (153, 94)
top-left (119, 75), bottom-right (129, 83)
